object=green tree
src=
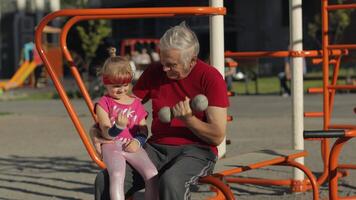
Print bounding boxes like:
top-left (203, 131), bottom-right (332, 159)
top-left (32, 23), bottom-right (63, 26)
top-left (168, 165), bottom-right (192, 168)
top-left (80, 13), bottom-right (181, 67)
top-left (307, 0), bottom-right (354, 46)
top-left (61, 0), bottom-right (112, 64)
top-left (76, 20), bottom-right (112, 63)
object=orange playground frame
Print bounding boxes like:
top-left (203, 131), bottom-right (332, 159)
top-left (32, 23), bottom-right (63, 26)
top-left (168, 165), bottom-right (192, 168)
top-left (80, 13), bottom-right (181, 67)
top-left (35, 1), bottom-right (356, 199)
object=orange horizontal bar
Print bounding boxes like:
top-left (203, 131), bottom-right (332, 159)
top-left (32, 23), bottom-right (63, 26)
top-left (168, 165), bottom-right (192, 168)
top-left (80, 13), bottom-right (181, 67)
top-left (307, 88), bottom-right (323, 93)
top-left (304, 112), bottom-right (324, 117)
top-left (329, 44), bottom-right (356, 50)
top-left (329, 124), bottom-right (356, 131)
top-left (45, 7), bottom-right (225, 18)
top-left (227, 91), bottom-right (235, 96)
top-left (225, 49), bottom-right (348, 58)
top-left (226, 60), bottom-right (238, 68)
top-left (226, 177), bottom-right (292, 186)
top-left (328, 85), bottom-right (356, 90)
top-left (345, 129), bottom-right (356, 137)
top-left (327, 4), bottom-right (356, 10)
top-left (311, 58), bottom-right (337, 65)
top-left (217, 152), bottom-right (306, 176)
top-left (338, 164), bottom-right (356, 170)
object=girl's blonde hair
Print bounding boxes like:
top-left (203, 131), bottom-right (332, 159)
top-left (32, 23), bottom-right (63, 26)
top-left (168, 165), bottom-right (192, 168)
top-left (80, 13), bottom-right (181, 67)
top-left (100, 56), bottom-right (133, 85)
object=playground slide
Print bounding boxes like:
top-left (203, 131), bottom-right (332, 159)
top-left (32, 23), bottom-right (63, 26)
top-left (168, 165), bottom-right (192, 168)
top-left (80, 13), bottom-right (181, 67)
top-left (0, 61), bottom-right (37, 91)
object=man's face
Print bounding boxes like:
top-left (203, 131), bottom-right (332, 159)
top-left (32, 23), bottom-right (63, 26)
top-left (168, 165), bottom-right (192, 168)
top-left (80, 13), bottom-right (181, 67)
top-left (160, 49), bottom-right (192, 80)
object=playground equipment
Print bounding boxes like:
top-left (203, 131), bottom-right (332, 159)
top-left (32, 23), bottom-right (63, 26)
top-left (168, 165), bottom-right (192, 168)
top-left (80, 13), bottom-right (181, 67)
top-left (0, 61), bottom-right (37, 91)
top-left (0, 25), bottom-right (62, 91)
top-left (35, 5), bottom-right (237, 199)
top-left (224, 0), bottom-right (356, 199)
top-left (119, 38), bottom-right (160, 57)
top-left (303, 1), bottom-right (356, 200)
top-left (34, 1), bottom-right (354, 200)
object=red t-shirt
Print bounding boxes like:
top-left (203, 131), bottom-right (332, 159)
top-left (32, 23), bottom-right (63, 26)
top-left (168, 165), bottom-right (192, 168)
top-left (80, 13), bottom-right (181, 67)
top-left (133, 59), bottom-right (229, 155)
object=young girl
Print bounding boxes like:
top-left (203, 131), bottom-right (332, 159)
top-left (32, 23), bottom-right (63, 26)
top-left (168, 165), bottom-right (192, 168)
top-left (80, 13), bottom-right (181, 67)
top-left (95, 55), bottom-right (158, 200)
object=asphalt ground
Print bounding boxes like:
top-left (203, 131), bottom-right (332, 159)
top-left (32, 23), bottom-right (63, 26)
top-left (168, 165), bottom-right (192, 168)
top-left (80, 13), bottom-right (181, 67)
top-left (0, 86), bottom-right (355, 200)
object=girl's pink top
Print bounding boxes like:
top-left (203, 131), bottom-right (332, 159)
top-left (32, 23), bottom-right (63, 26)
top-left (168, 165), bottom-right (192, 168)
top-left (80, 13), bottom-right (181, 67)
top-left (96, 95), bottom-right (147, 140)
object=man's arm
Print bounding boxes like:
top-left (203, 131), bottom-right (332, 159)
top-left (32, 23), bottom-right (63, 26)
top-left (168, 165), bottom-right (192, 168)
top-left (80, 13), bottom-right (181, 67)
top-left (172, 97), bottom-right (227, 146)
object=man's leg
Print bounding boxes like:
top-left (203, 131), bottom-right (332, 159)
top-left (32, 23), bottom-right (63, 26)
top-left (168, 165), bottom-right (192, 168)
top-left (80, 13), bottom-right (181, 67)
top-left (158, 145), bottom-right (217, 200)
top-left (94, 170), bottom-right (110, 200)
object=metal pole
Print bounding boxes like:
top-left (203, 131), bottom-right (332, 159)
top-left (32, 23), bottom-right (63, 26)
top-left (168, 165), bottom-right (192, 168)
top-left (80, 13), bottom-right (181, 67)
top-left (210, 0), bottom-right (226, 158)
top-left (289, 0), bottom-right (305, 181)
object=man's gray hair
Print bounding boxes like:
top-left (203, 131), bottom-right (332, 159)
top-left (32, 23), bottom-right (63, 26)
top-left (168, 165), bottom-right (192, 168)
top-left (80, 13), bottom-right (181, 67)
top-left (159, 22), bottom-right (200, 68)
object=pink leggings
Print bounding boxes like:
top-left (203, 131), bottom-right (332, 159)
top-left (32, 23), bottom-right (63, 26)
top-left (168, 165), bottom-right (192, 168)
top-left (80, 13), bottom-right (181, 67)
top-left (102, 142), bottom-right (158, 200)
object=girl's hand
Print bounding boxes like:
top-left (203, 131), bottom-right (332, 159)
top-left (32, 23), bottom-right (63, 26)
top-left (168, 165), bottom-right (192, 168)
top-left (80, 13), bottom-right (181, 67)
top-left (89, 125), bottom-right (114, 158)
top-left (123, 139), bottom-right (140, 153)
top-left (115, 109), bottom-right (130, 128)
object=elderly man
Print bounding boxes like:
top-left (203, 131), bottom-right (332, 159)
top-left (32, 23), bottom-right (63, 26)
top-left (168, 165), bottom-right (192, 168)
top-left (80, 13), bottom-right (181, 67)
top-left (92, 22), bottom-right (229, 200)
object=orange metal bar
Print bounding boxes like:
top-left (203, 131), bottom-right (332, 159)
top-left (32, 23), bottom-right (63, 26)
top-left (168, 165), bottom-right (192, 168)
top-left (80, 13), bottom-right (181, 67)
top-left (199, 176), bottom-right (235, 200)
top-left (285, 160), bottom-right (319, 199)
top-left (216, 152), bottom-right (307, 176)
top-left (328, 85), bottom-right (356, 90)
top-left (224, 49), bottom-right (348, 58)
top-left (35, 7), bottom-right (226, 170)
top-left (327, 3), bottom-right (356, 10)
top-left (226, 177), bottom-right (292, 186)
top-left (321, 4), bottom-right (356, 200)
top-left (307, 87), bottom-right (323, 94)
top-left (329, 137), bottom-right (351, 200)
top-left (314, 1), bottom-right (334, 192)
top-left (312, 58), bottom-right (337, 65)
top-left (344, 129), bottom-right (356, 137)
top-left (328, 56), bottom-right (342, 118)
top-left (225, 60), bottom-right (238, 68)
top-left (329, 44), bottom-right (356, 50)
top-left (304, 112), bottom-right (324, 118)
top-left (328, 124), bottom-right (356, 129)
top-left (227, 91), bottom-right (235, 96)
top-left (218, 158), bottom-right (319, 199)
top-left (307, 84), bottom-right (356, 92)
top-left (338, 164), bottom-right (356, 170)
top-left (322, 0), bottom-right (331, 131)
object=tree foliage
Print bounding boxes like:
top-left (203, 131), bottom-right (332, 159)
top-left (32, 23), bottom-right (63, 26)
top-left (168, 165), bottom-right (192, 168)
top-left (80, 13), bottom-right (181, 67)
top-left (60, 0), bottom-right (112, 63)
top-left (307, 0), bottom-right (354, 46)
top-left (76, 20), bottom-right (112, 62)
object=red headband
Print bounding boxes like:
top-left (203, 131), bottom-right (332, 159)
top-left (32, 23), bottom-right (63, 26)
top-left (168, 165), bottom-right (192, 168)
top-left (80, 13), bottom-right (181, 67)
top-left (102, 75), bottom-right (132, 85)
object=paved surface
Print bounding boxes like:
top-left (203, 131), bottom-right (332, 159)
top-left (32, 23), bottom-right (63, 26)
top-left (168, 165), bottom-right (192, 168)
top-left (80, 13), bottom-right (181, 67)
top-left (0, 86), bottom-right (355, 200)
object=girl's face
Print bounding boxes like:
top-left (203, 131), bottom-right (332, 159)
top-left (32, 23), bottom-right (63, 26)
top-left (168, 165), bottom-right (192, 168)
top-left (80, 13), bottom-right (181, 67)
top-left (105, 83), bottom-right (130, 99)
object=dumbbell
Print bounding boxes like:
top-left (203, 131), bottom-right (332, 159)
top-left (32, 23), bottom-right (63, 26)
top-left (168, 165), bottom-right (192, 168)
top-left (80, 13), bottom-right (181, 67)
top-left (158, 94), bottom-right (208, 123)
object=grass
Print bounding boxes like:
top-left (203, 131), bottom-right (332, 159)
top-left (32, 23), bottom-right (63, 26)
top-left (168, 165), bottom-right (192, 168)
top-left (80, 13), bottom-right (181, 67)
top-left (0, 112), bottom-right (12, 116)
top-left (232, 76), bottom-right (349, 95)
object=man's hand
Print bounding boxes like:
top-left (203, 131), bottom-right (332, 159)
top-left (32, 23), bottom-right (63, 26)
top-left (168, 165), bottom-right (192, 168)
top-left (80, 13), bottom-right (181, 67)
top-left (172, 96), bottom-right (193, 121)
top-left (89, 125), bottom-right (114, 158)
top-left (123, 139), bottom-right (141, 153)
